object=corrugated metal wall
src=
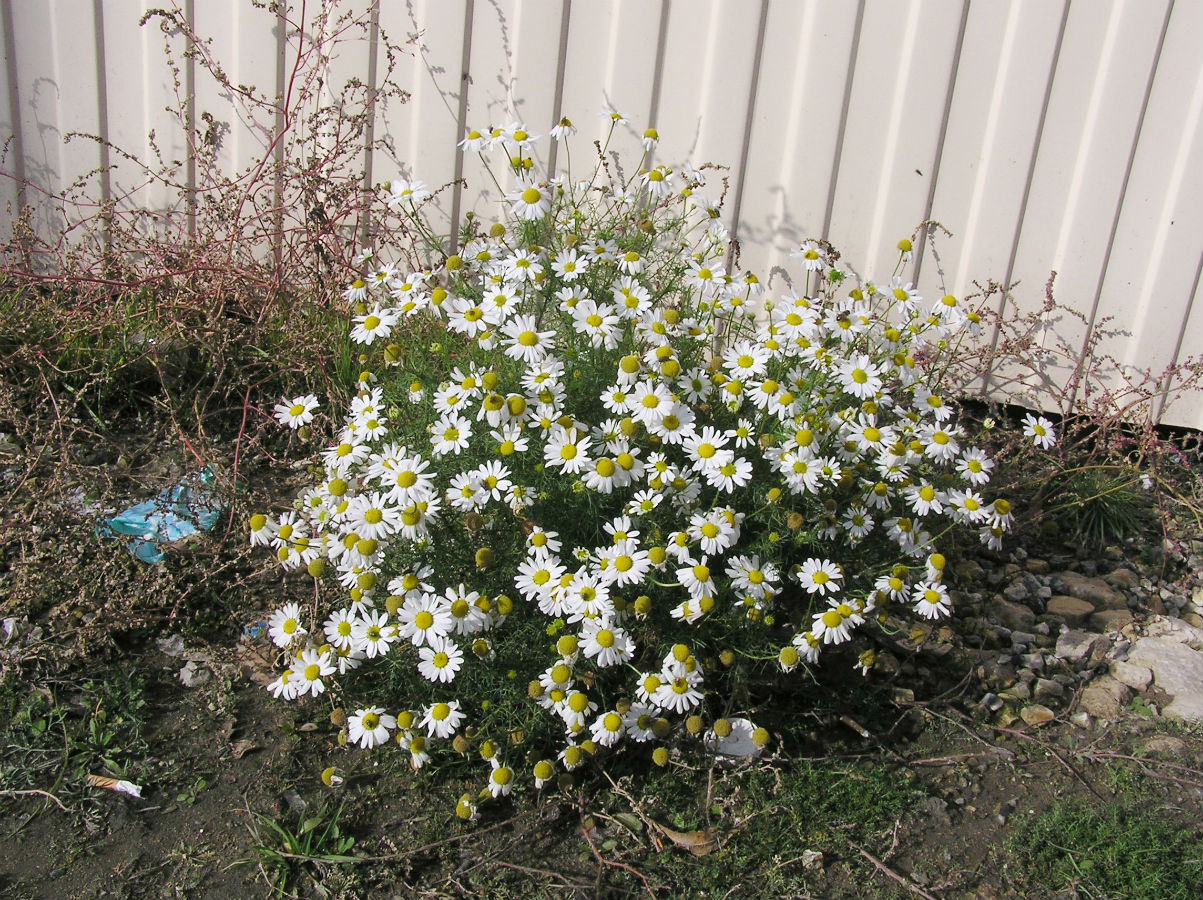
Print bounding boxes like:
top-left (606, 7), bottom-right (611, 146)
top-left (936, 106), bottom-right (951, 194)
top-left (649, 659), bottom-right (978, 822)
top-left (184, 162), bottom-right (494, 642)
top-left (2, 0), bottom-right (1200, 426)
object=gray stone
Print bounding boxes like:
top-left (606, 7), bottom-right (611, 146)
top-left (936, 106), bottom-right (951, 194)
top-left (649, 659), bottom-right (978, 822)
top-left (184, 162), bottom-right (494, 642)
top-left (1011, 631), bottom-right (1037, 646)
top-left (800, 850), bottom-right (824, 870)
top-left (1090, 609), bottom-right (1134, 633)
top-left (955, 558), bottom-right (985, 583)
top-left (1141, 734), bottom-right (1188, 755)
top-left (1055, 630), bottom-right (1107, 663)
top-left (1034, 678), bottom-right (1066, 701)
top-left (1127, 637), bottom-right (1203, 697)
top-left (178, 660), bottom-right (211, 688)
top-left (1020, 704), bottom-right (1056, 726)
top-left (1002, 682), bottom-right (1031, 700)
top-left (978, 656), bottom-right (1017, 690)
top-left (1025, 656), bottom-right (1048, 677)
top-left (989, 597), bottom-right (1036, 631)
top-left (1105, 568), bottom-right (1139, 590)
top-left (1069, 711), bottom-right (1093, 728)
top-left (1164, 694), bottom-right (1203, 722)
top-left (1141, 615), bottom-right (1203, 651)
top-left (1053, 571), bottom-right (1128, 610)
top-left (1045, 595), bottom-right (1095, 628)
top-left (1022, 572), bottom-right (1044, 598)
top-left (1004, 581), bottom-right (1031, 602)
top-left (1109, 660), bottom-right (1153, 691)
top-left (1025, 558), bottom-right (1051, 575)
top-left (1078, 675), bottom-right (1132, 718)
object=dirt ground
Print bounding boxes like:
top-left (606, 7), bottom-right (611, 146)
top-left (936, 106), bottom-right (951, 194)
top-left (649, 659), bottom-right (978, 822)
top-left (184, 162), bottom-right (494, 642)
top-left (1, 594), bottom-right (1199, 900)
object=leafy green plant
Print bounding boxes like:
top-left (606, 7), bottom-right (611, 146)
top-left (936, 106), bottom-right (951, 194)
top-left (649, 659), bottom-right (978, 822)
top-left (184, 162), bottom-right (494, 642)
top-left (0, 666), bottom-right (150, 819)
top-left (1048, 466), bottom-right (1151, 550)
top-left (1005, 790), bottom-right (1203, 899)
top-left (250, 115), bottom-right (1058, 813)
top-left (243, 801), bottom-right (357, 896)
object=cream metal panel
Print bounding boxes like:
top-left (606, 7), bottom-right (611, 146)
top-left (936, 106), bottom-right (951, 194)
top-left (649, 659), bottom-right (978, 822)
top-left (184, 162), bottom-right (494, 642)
top-left (0, 1), bottom-right (22, 241)
top-left (652, 0), bottom-right (761, 199)
top-left (9, 0), bottom-right (68, 246)
top-left (925, 0), bottom-right (1066, 302)
top-left (929, 0), bottom-right (1068, 395)
top-left (1005, 0), bottom-right (1171, 405)
top-left (305, 0), bottom-right (374, 259)
top-left (0, 0), bottom-right (1199, 426)
top-left (102, 2), bottom-right (190, 227)
top-left (454, 0), bottom-right (564, 228)
top-left (45, 0), bottom-right (107, 254)
top-left (740, 0), bottom-right (861, 291)
top-left (1159, 270), bottom-right (1202, 427)
top-left (825, 0), bottom-right (964, 284)
top-left (376, 0), bottom-right (468, 247)
top-left (556, 0), bottom-right (663, 156)
top-left (189, 0), bottom-right (280, 224)
top-left (1096, 0), bottom-right (1202, 427)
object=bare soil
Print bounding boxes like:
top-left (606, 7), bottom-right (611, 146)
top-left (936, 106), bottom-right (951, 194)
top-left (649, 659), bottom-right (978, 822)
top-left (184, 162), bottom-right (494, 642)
top-left (1, 611), bottom-right (1199, 900)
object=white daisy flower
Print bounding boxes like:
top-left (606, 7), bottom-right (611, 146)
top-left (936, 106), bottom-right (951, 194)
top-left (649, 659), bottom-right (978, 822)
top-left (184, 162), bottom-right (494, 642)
top-left (268, 602), bottom-right (307, 648)
top-left (1022, 413), bottom-right (1057, 449)
top-left (913, 581), bottom-right (951, 619)
top-left (507, 180), bottom-right (552, 220)
top-left (418, 636), bottom-right (464, 683)
top-left (348, 706), bottom-right (397, 749)
top-left (420, 699), bottom-right (466, 739)
top-left (288, 648), bottom-right (335, 698)
top-left (795, 558), bottom-right (843, 596)
top-left (273, 394), bottom-right (319, 429)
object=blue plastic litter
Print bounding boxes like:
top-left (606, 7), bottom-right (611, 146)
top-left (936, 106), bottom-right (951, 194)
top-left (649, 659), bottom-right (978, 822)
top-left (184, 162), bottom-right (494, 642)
top-left (98, 467), bottom-right (224, 562)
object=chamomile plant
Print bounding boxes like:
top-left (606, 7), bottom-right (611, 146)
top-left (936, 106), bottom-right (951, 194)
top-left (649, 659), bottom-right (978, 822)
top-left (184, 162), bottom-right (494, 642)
top-left (255, 114), bottom-right (1054, 813)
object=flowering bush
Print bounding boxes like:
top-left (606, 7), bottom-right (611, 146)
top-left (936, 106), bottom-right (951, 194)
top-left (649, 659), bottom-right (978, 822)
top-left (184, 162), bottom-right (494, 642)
top-left (250, 114), bottom-right (1054, 814)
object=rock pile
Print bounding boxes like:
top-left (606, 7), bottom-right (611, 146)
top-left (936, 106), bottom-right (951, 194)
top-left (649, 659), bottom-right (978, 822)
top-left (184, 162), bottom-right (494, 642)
top-left (947, 550), bottom-right (1203, 728)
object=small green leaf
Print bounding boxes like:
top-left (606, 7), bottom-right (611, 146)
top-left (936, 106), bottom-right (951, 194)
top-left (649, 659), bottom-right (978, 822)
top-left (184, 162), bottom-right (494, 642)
top-left (301, 816), bottom-right (322, 834)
